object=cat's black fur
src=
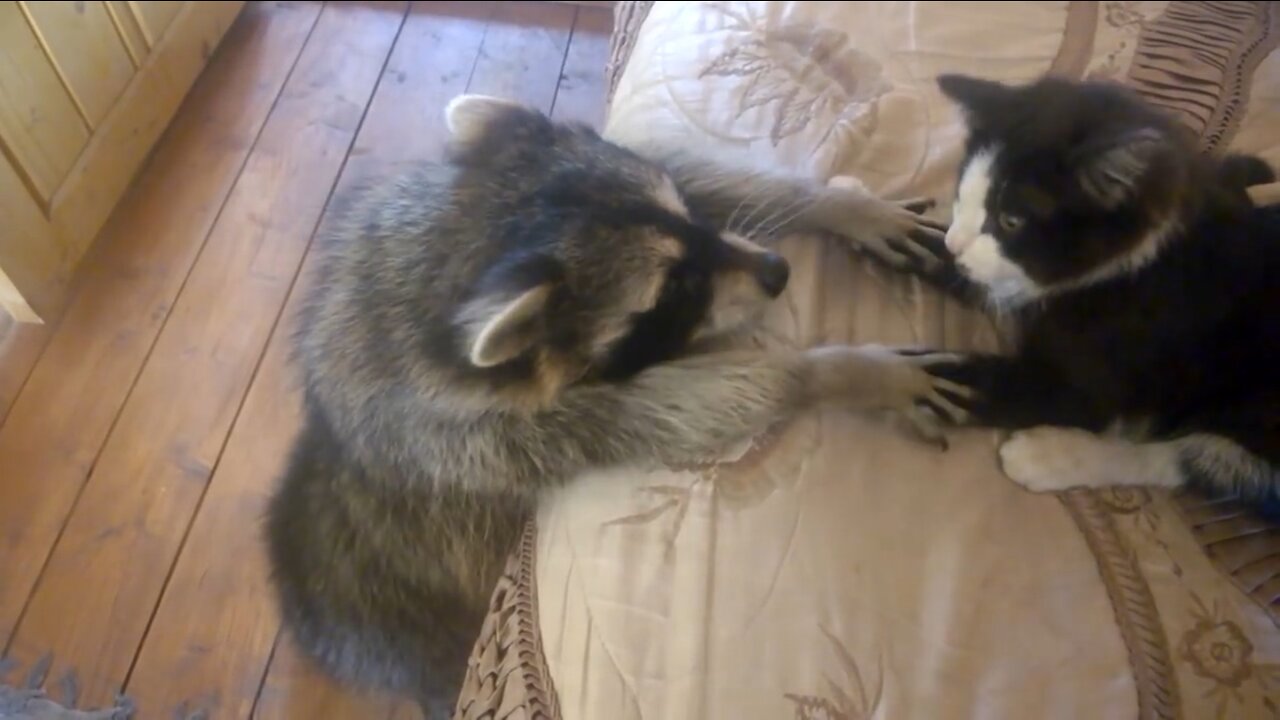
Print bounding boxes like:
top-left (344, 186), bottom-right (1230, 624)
top-left (903, 74), bottom-right (1280, 512)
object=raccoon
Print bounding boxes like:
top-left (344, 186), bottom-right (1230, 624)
top-left (893, 74), bottom-right (1280, 513)
top-left (265, 94), bottom-right (964, 717)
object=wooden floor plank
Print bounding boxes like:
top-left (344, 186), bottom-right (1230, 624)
top-left (467, 0), bottom-right (575, 108)
top-left (2, 2), bottom-right (407, 708)
top-left (0, 0), bottom-right (321, 653)
top-left (127, 4), bottom-right (493, 717)
top-left (252, 641), bottom-right (402, 720)
top-left (0, 323), bottom-right (48, 426)
top-left (344, 0), bottom-right (497, 179)
top-left (122, 296), bottom-right (303, 720)
top-left (550, 6), bottom-right (612, 128)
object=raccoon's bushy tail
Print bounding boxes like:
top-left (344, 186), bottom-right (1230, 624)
top-left (265, 410), bottom-right (530, 719)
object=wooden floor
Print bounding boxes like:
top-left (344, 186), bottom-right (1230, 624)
top-left (0, 2), bottom-right (611, 717)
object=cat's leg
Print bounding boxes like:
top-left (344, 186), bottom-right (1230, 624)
top-left (913, 352), bottom-right (1105, 431)
top-left (997, 428), bottom-right (1278, 499)
top-left (632, 143), bottom-right (948, 271)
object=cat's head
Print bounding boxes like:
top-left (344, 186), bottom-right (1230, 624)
top-left (443, 95), bottom-right (789, 392)
top-left (937, 74), bottom-right (1193, 307)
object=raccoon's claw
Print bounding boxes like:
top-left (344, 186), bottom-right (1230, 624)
top-left (804, 344), bottom-right (972, 449)
top-left (901, 402), bottom-right (949, 451)
top-left (845, 203), bottom-right (950, 273)
top-left (897, 197), bottom-right (937, 215)
top-left (825, 176), bottom-right (950, 268)
top-left (889, 348), bottom-right (978, 427)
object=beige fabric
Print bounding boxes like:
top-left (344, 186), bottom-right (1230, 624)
top-left (509, 3), bottom-right (1280, 719)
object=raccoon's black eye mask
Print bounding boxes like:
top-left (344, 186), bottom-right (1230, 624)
top-left (597, 260), bottom-right (712, 382)
top-left (592, 206), bottom-right (725, 383)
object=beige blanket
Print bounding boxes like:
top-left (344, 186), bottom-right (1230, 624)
top-left (457, 3), bottom-right (1280, 719)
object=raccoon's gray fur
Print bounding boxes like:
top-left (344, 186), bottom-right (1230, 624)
top-left (265, 95), bottom-right (963, 717)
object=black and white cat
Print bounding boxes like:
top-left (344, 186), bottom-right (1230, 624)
top-left (902, 74), bottom-right (1280, 512)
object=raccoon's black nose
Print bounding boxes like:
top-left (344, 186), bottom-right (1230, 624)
top-left (756, 253), bottom-right (790, 298)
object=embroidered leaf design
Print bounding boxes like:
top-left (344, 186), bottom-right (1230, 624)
top-left (734, 56), bottom-right (793, 108)
top-left (697, 20), bottom-right (887, 146)
top-left (784, 693), bottom-right (847, 720)
top-left (822, 675), bottom-right (857, 717)
top-left (821, 624), bottom-right (880, 716)
top-left (603, 497), bottom-right (680, 527)
top-left (640, 484), bottom-right (691, 498)
top-left (701, 44), bottom-right (772, 80)
top-left (772, 90), bottom-right (819, 143)
top-left (784, 626), bottom-right (882, 720)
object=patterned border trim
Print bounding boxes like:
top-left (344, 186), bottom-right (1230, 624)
top-left (1128, 0), bottom-right (1278, 153)
top-left (454, 521), bottom-right (561, 720)
top-left (603, 1), bottom-right (656, 117)
top-left (1061, 490), bottom-right (1181, 720)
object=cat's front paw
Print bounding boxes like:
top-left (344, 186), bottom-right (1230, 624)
top-left (998, 427), bottom-right (1102, 493)
top-left (826, 176), bottom-right (949, 273)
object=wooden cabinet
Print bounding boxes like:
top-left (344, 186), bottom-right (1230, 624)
top-left (0, 1), bottom-right (244, 323)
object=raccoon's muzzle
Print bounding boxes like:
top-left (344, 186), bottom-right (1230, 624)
top-left (754, 252), bottom-right (790, 298)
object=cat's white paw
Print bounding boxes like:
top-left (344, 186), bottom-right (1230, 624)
top-left (998, 427), bottom-right (1105, 493)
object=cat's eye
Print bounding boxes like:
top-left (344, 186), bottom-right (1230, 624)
top-left (998, 212), bottom-right (1025, 233)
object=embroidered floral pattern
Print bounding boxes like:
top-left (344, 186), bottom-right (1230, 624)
top-left (1182, 618), bottom-right (1253, 689)
top-left (1097, 487), bottom-right (1153, 515)
top-left (1176, 593), bottom-right (1278, 719)
top-left (699, 7), bottom-right (888, 146)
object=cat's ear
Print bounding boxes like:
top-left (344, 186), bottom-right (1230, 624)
top-left (444, 95), bottom-right (526, 146)
top-left (1075, 127), bottom-right (1165, 208)
top-left (456, 254), bottom-right (561, 368)
top-left (937, 74), bottom-right (1014, 126)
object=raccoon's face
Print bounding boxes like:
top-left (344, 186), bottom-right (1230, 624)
top-left (444, 95), bottom-right (789, 393)
top-left (937, 74), bottom-right (1188, 308)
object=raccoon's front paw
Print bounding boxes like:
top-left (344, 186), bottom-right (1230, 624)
top-left (826, 176), bottom-right (949, 273)
top-left (805, 345), bottom-right (973, 449)
top-left (879, 347), bottom-right (977, 448)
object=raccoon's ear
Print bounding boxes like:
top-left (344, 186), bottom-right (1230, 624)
top-left (937, 74), bottom-right (1013, 126)
top-left (445, 95), bottom-right (525, 146)
top-left (1074, 127), bottom-right (1165, 208)
top-left (457, 284), bottom-right (552, 368)
top-left (459, 253), bottom-right (563, 367)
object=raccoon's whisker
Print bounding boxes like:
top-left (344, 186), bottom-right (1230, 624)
top-left (730, 185), bottom-right (774, 236)
top-left (741, 193), bottom-right (806, 239)
top-left (725, 182), bottom-right (768, 234)
top-left (750, 194), bottom-right (820, 240)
